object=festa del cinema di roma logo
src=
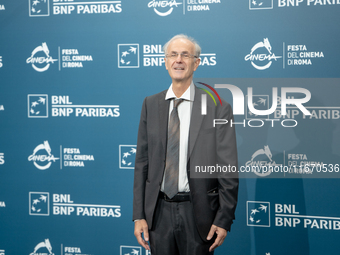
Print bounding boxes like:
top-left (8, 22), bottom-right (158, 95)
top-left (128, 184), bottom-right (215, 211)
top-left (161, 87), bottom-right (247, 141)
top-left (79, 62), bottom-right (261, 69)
top-left (148, 0), bottom-right (182, 16)
top-left (30, 239), bottom-right (55, 255)
top-left (28, 141), bottom-right (59, 170)
top-left (245, 38), bottom-right (282, 70)
top-left (26, 43), bottom-right (57, 72)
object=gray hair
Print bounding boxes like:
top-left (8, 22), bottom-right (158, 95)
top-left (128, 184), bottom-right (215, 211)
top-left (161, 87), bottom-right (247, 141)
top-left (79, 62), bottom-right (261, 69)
top-left (163, 34), bottom-right (201, 58)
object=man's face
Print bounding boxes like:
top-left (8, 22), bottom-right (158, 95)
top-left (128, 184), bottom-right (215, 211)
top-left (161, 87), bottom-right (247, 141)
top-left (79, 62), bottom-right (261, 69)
top-left (164, 38), bottom-right (200, 84)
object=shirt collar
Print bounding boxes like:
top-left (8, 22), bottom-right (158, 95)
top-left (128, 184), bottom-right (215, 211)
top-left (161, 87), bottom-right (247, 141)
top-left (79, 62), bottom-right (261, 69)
top-left (165, 82), bottom-right (195, 102)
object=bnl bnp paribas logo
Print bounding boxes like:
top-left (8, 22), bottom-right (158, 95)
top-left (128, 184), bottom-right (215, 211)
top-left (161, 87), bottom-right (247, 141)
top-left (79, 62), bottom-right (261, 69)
top-left (119, 145), bottom-right (136, 169)
top-left (249, 0), bottom-right (340, 9)
top-left (29, 0), bottom-right (122, 16)
top-left (249, 0), bottom-right (273, 10)
top-left (248, 201), bottom-right (340, 231)
top-left (29, 0), bottom-right (50, 17)
top-left (120, 246), bottom-right (142, 255)
top-left (30, 192), bottom-right (121, 217)
top-left (28, 94), bottom-right (120, 118)
top-left (247, 201), bottom-right (271, 227)
top-left (117, 44), bottom-right (139, 68)
top-left (29, 192), bottom-right (50, 215)
top-left (118, 43), bottom-right (216, 68)
top-left (0, 152), bottom-right (4, 165)
top-left (28, 94), bottom-right (48, 118)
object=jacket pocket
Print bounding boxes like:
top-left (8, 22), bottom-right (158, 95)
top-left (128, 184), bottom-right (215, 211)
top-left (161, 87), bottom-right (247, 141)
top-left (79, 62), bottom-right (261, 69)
top-left (207, 187), bottom-right (218, 195)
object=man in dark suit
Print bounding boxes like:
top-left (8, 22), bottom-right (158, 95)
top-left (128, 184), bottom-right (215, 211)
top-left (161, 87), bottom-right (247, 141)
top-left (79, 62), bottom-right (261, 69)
top-left (133, 34), bottom-right (238, 255)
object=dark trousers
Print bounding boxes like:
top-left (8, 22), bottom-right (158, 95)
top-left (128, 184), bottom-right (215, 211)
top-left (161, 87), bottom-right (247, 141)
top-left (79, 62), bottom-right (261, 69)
top-left (149, 196), bottom-right (214, 255)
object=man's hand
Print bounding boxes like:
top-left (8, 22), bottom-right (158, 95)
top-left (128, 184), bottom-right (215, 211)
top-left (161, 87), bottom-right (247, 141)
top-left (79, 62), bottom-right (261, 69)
top-left (207, 224), bottom-right (227, 252)
top-left (134, 219), bottom-right (150, 250)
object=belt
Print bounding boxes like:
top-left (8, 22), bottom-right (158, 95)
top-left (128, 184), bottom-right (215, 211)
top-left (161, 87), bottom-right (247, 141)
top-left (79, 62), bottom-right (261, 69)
top-left (159, 191), bottom-right (191, 202)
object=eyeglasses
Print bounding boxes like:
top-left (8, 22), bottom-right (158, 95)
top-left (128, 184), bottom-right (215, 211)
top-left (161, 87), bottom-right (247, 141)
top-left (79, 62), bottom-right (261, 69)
top-left (166, 52), bottom-right (198, 59)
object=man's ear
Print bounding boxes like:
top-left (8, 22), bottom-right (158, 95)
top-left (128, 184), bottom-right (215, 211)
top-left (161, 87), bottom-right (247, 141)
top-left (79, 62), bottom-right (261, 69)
top-left (164, 58), bottom-right (168, 70)
top-left (193, 58), bottom-right (201, 71)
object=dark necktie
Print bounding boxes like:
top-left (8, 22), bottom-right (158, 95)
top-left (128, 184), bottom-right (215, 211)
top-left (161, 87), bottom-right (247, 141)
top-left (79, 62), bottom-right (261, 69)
top-left (163, 99), bottom-right (184, 199)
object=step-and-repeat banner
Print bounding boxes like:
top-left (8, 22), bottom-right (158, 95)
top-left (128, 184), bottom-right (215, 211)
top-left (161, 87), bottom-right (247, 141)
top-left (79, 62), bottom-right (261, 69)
top-left (1, 1), bottom-right (339, 255)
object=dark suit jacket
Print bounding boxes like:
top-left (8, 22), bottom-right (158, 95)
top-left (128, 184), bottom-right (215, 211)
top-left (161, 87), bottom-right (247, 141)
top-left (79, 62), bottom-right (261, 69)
top-left (133, 86), bottom-right (239, 241)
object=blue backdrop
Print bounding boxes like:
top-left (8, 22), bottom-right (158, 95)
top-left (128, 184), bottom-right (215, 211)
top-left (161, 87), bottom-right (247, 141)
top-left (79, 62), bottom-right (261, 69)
top-left (1, 1), bottom-right (340, 255)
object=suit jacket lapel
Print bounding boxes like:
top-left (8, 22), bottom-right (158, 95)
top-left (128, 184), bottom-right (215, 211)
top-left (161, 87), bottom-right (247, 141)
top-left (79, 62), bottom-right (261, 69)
top-left (158, 91), bottom-right (170, 154)
top-left (188, 87), bottom-right (204, 159)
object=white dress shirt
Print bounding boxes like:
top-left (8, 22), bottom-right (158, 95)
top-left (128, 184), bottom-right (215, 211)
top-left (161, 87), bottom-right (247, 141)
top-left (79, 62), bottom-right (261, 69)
top-left (161, 82), bottom-right (195, 193)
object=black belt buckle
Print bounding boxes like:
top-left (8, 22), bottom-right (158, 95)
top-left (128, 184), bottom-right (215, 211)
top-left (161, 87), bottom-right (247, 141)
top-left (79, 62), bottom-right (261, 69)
top-left (160, 191), bottom-right (190, 202)
top-left (163, 192), bottom-right (171, 202)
